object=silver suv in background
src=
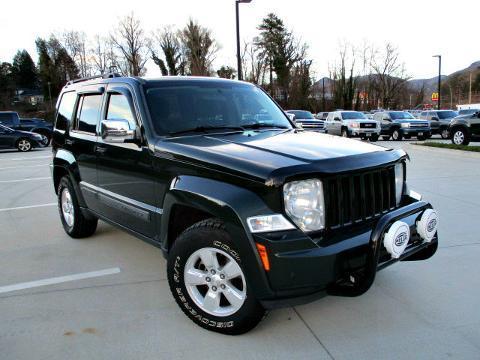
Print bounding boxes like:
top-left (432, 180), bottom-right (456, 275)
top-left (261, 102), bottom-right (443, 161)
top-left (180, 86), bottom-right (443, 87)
top-left (325, 111), bottom-right (380, 141)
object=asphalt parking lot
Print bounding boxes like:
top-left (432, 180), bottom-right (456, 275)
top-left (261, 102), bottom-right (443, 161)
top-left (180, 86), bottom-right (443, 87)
top-left (1, 140), bottom-right (480, 360)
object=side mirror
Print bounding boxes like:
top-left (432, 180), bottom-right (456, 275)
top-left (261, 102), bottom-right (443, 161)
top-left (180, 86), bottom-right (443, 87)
top-left (287, 113), bottom-right (296, 122)
top-left (334, 117), bottom-right (341, 121)
top-left (101, 119), bottom-right (137, 143)
top-left (476, 111), bottom-right (480, 118)
top-left (431, 116), bottom-right (439, 121)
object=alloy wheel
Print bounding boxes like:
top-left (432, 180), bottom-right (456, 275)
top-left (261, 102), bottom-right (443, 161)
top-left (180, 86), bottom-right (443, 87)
top-left (61, 188), bottom-right (75, 227)
top-left (184, 247), bottom-right (246, 317)
top-left (18, 139), bottom-right (31, 152)
top-left (453, 130), bottom-right (464, 145)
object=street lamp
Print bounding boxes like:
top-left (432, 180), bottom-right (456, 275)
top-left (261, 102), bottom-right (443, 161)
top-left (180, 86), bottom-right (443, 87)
top-left (236, 0), bottom-right (252, 81)
top-left (433, 55), bottom-right (442, 110)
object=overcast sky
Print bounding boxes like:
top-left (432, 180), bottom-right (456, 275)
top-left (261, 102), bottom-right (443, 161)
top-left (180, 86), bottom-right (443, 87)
top-left (1, 0), bottom-right (478, 80)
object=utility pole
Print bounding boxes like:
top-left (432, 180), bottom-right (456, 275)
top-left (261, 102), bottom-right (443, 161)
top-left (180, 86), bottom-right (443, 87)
top-left (235, 0), bottom-right (252, 81)
top-left (322, 77), bottom-right (326, 111)
top-left (469, 72), bottom-right (472, 104)
top-left (433, 55), bottom-right (442, 110)
top-left (47, 82), bottom-right (53, 111)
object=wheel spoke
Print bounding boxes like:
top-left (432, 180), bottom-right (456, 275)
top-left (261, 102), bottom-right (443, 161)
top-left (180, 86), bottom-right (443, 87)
top-left (222, 284), bottom-right (245, 308)
top-left (222, 259), bottom-right (242, 280)
top-left (198, 248), bottom-right (219, 269)
top-left (202, 290), bottom-right (220, 313)
top-left (184, 268), bottom-right (207, 286)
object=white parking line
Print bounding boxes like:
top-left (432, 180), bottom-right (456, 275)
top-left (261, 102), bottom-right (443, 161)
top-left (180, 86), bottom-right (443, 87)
top-left (0, 268), bottom-right (122, 294)
top-left (0, 164), bottom-right (49, 170)
top-left (0, 203), bottom-right (57, 212)
top-left (0, 155), bottom-right (51, 161)
top-left (0, 177), bottom-right (51, 184)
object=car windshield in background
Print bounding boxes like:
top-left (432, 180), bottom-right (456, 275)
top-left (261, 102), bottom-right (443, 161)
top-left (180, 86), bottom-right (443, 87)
top-left (458, 109), bottom-right (479, 115)
top-left (341, 112), bottom-right (366, 120)
top-left (389, 111), bottom-right (415, 120)
top-left (438, 111), bottom-right (458, 119)
top-left (145, 81), bottom-right (292, 135)
top-left (288, 110), bottom-right (314, 119)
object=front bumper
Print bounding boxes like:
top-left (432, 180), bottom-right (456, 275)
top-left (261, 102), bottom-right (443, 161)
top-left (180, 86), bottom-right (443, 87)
top-left (256, 196), bottom-right (438, 308)
top-left (348, 128), bottom-right (380, 137)
top-left (400, 128), bottom-right (431, 137)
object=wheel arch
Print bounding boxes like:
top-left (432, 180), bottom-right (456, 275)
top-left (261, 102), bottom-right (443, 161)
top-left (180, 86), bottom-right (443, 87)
top-left (161, 175), bottom-right (275, 299)
top-left (52, 149), bottom-right (87, 207)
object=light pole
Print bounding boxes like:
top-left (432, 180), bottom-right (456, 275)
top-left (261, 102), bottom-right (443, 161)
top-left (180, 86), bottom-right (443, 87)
top-left (433, 55), bottom-right (442, 110)
top-left (47, 81), bottom-right (53, 111)
top-left (236, 0), bottom-right (252, 81)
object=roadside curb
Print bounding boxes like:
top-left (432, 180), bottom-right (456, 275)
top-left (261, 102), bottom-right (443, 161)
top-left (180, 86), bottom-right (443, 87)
top-left (411, 142), bottom-right (480, 159)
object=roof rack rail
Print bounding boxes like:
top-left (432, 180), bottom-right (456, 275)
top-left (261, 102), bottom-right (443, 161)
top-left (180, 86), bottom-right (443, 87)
top-left (67, 72), bottom-right (122, 85)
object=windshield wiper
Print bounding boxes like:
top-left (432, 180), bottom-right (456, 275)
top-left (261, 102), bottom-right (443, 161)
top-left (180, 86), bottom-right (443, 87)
top-left (169, 126), bottom-right (246, 136)
top-left (241, 123), bottom-right (289, 130)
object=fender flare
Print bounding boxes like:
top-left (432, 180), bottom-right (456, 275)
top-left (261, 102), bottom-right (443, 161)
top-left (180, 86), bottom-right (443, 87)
top-left (161, 175), bottom-right (276, 299)
top-left (52, 149), bottom-right (87, 207)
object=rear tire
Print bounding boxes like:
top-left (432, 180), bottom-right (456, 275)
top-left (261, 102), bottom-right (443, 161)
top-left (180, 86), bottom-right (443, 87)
top-left (370, 134), bottom-right (378, 142)
top-left (57, 176), bottom-right (98, 238)
top-left (341, 128), bottom-right (349, 138)
top-left (167, 219), bottom-right (266, 335)
top-left (16, 138), bottom-right (32, 152)
top-left (440, 128), bottom-right (450, 139)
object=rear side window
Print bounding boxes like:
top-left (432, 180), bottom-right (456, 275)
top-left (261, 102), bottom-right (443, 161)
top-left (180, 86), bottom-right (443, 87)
top-left (55, 92), bottom-right (77, 131)
top-left (75, 94), bottom-right (102, 134)
top-left (106, 93), bottom-right (135, 124)
top-left (0, 112), bottom-right (15, 126)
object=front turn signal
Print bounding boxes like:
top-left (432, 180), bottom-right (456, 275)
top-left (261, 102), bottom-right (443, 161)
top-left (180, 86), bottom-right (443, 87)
top-left (255, 243), bottom-right (270, 271)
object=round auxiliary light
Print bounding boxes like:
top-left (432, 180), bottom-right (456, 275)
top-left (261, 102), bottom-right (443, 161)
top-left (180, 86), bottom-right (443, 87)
top-left (383, 221), bottom-right (410, 259)
top-left (416, 209), bottom-right (438, 243)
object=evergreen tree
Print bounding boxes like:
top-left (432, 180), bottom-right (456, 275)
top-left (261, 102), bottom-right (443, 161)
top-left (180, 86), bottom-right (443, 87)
top-left (11, 50), bottom-right (38, 89)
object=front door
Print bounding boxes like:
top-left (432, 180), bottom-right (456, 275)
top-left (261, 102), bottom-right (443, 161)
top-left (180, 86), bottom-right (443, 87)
top-left (471, 112), bottom-right (480, 136)
top-left (95, 84), bottom-right (158, 239)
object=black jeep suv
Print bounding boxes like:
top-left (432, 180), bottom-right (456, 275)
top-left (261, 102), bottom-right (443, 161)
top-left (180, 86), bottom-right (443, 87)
top-left (51, 74), bottom-right (439, 335)
top-left (449, 110), bottom-right (480, 145)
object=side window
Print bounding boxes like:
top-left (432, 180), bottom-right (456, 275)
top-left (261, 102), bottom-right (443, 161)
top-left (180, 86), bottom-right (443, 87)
top-left (106, 93), bottom-right (135, 125)
top-left (55, 92), bottom-right (77, 131)
top-left (75, 94), bottom-right (102, 134)
top-left (0, 113), bottom-right (14, 126)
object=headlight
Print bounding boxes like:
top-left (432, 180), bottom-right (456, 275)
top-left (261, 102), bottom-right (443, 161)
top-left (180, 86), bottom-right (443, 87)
top-left (401, 123), bottom-right (410, 128)
top-left (394, 162), bottom-right (405, 205)
top-left (350, 122), bottom-right (359, 128)
top-left (284, 179), bottom-right (325, 232)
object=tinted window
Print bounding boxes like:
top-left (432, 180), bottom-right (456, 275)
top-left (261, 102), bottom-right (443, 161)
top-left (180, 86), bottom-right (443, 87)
top-left (341, 112), bottom-right (366, 120)
top-left (0, 112), bottom-right (15, 125)
top-left (437, 111), bottom-right (458, 119)
top-left (56, 92), bottom-right (77, 131)
top-left (145, 82), bottom-right (291, 135)
top-left (76, 95), bottom-right (102, 134)
top-left (389, 111), bottom-right (414, 120)
top-left (106, 93), bottom-right (135, 124)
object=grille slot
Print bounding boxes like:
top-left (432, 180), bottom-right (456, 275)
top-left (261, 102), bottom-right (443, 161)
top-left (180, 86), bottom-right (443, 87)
top-left (325, 167), bottom-right (396, 228)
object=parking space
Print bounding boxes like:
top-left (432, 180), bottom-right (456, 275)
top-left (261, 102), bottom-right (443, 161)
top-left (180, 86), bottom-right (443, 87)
top-left (1, 142), bottom-right (479, 359)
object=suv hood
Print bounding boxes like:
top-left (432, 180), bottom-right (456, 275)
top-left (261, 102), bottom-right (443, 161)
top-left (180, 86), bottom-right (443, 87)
top-left (154, 130), bottom-right (405, 185)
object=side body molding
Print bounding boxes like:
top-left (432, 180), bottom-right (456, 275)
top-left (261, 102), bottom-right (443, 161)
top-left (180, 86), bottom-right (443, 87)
top-left (161, 175), bottom-right (275, 299)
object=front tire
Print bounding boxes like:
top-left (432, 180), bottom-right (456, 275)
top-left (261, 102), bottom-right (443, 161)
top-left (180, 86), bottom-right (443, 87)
top-left (168, 219), bottom-right (265, 335)
top-left (392, 129), bottom-right (403, 141)
top-left (57, 176), bottom-right (98, 238)
top-left (16, 138), bottom-right (32, 152)
top-left (440, 128), bottom-right (450, 139)
top-left (451, 128), bottom-right (470, 145)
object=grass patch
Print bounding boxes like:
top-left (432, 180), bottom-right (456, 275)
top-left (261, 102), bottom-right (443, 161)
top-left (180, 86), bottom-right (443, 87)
top-left (415, 142), bottom-right (480, 152)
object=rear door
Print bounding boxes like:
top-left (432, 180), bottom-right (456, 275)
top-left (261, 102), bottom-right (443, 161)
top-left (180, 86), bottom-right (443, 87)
top-left (0, 125), bottom-right (15, 148)
top-left (94, 84), bottom-right (157, 238)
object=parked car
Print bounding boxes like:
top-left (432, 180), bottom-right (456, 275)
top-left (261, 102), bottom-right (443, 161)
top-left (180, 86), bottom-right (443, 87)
top-left (52, 74), bottom-right (439, 335)
top-left (373, 111), bottom-right (431, 141)
top-left (0, 123), bottom-right (45, 151)
top-left (419, 110), bottom-right (458, 139)
top-left (325, 111), bottom-right (380, 141)
top-left (449, 111), bottom-right (480, 145)
top-left (286, 110), bottom-right (324, 131)
top-left (0, 111), bottom-right (53, 145)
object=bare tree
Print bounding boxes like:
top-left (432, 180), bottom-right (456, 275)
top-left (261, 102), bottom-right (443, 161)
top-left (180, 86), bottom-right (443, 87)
top-left (370, 43), bottom-right (410, 108)
top-left (151, 26), bottom-right (185, 76)
top-left (61, 30), bottom-right (90, 77)
top-left (180, 19), bottom-right (219, 76)
top-left (90, 35), bottom-right (118, 75)
top-left (241, 41), bottom-right (267, 85)
top-left (331, 42), bottom-right (357, 110)
top-left (110, 13), bottom-right (150, 76)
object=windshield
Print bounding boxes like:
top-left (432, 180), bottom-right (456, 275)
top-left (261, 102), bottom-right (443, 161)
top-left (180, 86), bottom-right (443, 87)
top-left (389, 111), bottom-right (415, 120)
top-left (459, 109), bottom-right (479, 115)
top-left (341, 112), bottom-right (366, 120)
top-left (288, 110), bottom-right (314, 119)
top-left (145, 81), bottom-right (292, 135)
top-left (437, 111), bottom-right (458, 119)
